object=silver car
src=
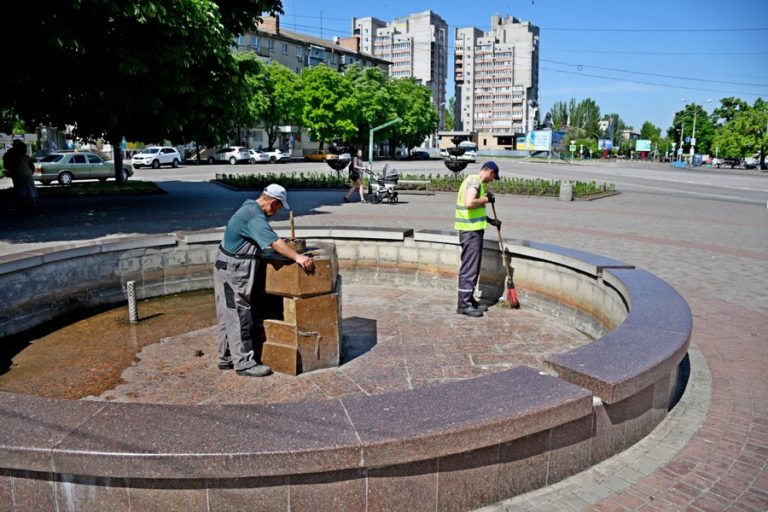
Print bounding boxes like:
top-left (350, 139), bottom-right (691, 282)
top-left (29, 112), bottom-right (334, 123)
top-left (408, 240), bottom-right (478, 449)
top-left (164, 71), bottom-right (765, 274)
top-left (34, 152), bottom-right (133, 185)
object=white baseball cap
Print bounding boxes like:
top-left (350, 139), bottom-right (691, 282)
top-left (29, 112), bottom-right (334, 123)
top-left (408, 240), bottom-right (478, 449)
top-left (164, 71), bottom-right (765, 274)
top-left (263, 184), bottom-right (290, 210)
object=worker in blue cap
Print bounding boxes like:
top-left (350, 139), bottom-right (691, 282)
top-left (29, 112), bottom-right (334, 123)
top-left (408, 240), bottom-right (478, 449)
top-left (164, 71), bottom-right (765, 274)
top-left (453, 161), bottom-right (501, 317)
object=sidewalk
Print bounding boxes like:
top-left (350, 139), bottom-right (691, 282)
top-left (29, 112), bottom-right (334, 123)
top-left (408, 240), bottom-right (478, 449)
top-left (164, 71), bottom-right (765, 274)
top-left (1, 180), bottom-right (766, 511)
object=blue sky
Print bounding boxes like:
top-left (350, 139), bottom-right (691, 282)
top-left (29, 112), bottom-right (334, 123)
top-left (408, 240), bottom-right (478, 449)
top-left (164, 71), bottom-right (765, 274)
top-left (279, 0), bottom-right (768, 133)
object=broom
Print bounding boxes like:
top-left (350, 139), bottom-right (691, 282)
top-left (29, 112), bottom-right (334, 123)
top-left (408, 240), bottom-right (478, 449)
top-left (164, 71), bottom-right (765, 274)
top-left (490, 202), bottom-right (520, 308)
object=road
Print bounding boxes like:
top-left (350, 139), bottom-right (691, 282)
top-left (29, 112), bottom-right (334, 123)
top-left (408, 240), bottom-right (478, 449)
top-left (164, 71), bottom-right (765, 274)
top-left (2, 157), bottom-right (765, 206)
top-left (129, 158), bottom-right (768, 206)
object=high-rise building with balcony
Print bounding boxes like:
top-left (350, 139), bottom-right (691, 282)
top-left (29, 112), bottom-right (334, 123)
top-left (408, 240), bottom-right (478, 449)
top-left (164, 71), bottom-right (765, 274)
top-left (455, 15), bottom-right (539, 147)
top-left (353, 11), bottom-right (448, 129)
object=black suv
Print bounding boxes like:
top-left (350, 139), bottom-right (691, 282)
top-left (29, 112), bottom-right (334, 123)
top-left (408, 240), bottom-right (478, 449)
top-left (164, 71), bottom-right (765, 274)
top-left (715, 158), bottom-right (740, 169)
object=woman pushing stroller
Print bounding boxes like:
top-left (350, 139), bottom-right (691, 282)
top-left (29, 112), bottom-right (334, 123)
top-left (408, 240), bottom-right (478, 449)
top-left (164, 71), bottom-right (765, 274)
top-left (343, 148), bottom-right (368, 203)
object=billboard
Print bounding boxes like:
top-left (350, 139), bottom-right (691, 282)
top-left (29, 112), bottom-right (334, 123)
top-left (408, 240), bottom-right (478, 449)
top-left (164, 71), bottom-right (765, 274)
top-left (517, 130), bottom-right (553, 151)
top-left (635, 139), bottom-right (652, 152)
top-left (598, 139), bottom-right (613, 150)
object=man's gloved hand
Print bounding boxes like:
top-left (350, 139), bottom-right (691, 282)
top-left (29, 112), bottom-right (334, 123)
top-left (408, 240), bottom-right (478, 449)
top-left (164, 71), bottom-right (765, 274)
top-left (486, 192), bottom-right (495, 204)
top-left (488, 218), bottom-right (502, 228)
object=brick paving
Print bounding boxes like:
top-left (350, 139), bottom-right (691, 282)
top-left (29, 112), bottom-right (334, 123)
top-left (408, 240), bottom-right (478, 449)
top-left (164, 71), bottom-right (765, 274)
top-left (1, 162), bottom-right (767, 511)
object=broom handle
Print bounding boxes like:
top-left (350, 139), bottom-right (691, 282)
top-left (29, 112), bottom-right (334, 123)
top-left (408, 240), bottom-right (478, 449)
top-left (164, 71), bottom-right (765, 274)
top-left (490, 202), bottom-right (512, 281)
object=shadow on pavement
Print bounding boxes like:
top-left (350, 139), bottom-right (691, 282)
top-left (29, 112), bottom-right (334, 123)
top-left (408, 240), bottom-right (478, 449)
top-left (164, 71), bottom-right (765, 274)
top-left (0, 181), bottom-right (351, 245)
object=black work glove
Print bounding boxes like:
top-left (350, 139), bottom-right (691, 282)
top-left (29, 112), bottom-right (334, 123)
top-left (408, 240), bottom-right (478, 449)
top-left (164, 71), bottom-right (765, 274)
top-left (488, 218), bottom-right (502, 228)
top-left (486, 192), bottom-right (495, 204)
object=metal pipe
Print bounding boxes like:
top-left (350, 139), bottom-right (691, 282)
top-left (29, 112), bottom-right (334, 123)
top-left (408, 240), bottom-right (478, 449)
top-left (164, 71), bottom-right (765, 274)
top-left (127, 280), bottom-right (138, 323)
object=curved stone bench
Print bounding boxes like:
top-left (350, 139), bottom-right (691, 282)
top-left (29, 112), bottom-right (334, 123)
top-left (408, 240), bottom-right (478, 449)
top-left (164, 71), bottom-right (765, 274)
top-left (0, 227), bottom-right (691, 511)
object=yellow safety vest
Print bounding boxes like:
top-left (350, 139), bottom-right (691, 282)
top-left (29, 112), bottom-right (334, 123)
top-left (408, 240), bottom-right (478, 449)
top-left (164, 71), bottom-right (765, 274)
top-left (454, 175), bottom-right (487, 231)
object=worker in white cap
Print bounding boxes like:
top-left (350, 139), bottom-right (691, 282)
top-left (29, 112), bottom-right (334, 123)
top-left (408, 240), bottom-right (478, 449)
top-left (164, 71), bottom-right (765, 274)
top-left (213, 184), bottom-right (314, 377)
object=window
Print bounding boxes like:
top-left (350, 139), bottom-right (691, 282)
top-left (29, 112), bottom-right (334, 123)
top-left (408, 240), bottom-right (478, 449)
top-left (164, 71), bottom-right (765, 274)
top-left (268, 39), bottom-right (274, 51)
top-left (296, 47), bottom-right (302, 58)
top-left (87, 154), bottom-right (101, 163)
top-left (254, 37), bottom-right (260, 48)
top-left (282, 42), bottom-right (289, 55)
top-left (71, 155), bottom-right (86, 164)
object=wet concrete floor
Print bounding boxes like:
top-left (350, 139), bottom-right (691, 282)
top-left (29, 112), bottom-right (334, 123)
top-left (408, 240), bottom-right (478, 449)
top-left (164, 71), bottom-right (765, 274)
top-left (0, 284), bottom-right (591, 405)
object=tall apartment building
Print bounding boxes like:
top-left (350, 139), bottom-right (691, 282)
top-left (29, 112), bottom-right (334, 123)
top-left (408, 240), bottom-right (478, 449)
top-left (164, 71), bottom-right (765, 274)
top-left (353, 11), bottom-right (448, 129)
top-left (455, 15), bottom-right (539, 147)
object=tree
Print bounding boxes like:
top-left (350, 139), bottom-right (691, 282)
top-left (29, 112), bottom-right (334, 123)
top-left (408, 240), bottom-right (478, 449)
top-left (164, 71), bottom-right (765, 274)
top-left (550, 101), bottom-right (568, 128)
top-left (258, 61), bottom-right (303, 149)
top-left (713, 99), bottom-right (768, 165)
top-left (444, 97), bottom-right (456, 131)
top-left (388, 77), bottom-right (439, 155)
top-left (571, 98), bottom-right (601, 137)
top-left (1, 0), bottom-right (283, 180)
top-left (712, 97), bottom-right (749, 126)
top-left (345, 65), bottom-right (395, 148)
top-left (640, 121), bottom-right (660, 141)
top-left (667, 103), bottom-right (716, 156)
top-left (300, 65), bottom-right (357, 148)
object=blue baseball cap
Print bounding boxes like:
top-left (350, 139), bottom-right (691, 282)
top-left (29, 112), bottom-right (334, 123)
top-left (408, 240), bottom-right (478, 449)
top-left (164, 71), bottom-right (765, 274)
top-left (482, 161), bottom-right (500, 180)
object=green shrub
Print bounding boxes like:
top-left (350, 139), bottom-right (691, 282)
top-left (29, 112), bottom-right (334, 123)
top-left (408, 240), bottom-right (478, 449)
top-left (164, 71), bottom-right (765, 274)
top-left (214, 172), bottom-right (615, 198)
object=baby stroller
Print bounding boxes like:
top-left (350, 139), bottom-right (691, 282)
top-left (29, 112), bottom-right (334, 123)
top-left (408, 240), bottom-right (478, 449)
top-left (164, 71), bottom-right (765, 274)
top-left (365, 163), bottom-right (399, 204)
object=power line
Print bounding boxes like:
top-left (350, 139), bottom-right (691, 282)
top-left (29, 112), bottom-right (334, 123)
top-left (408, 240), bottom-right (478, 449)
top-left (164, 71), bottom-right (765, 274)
top-left (541, 59), bottom-right (768, 88)
top-left (546, 49), bottom-right (768, 56)
top-left (539, 67), bottom-right (765, 97)
top-left (541, 27), bottom-right (768, 32)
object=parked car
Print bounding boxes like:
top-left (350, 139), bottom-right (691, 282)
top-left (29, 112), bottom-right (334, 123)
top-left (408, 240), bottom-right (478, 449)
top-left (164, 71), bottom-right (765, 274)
top-left (715, 157), bottom-right (740, 169)
top-left (34, 152), bottom-right (133, 185)
top-left (208, 146), bottom-right (251, 165)
top-left (249, 149), bottom-right (269, 163)
top-left (131, 146), bottom-right (181, 169)
top-left (304, 149), bottom-right (338, 162)
top-left (264, 148), bottom-right (290, 163)
top-left (411, 150), bottom-right (430, 160)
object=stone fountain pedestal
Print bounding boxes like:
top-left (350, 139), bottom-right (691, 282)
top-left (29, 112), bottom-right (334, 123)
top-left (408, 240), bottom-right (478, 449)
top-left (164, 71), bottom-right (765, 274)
top-left (258, 242), bottom-right (342, 375)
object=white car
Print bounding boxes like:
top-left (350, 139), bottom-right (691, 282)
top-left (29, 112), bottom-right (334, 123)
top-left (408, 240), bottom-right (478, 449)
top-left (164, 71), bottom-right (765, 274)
top-left (264, 148), bottom-right (291, 163)
top-left (249, 149), bottom-right (269, 163)
top-left (208, 146), bottom-right (251, 165)
top-left (131, 146), bottom-right (181, 169)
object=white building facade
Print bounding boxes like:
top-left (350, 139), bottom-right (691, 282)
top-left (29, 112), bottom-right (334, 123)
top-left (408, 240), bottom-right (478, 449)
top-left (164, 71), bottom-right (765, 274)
top-left (454, 15), bottom-right (539, 149)
top-left (353, 11), bottom-right (448, 130)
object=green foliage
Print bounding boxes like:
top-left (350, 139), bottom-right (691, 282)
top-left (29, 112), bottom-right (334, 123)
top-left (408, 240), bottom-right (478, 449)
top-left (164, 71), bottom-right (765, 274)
top-left (0, 0), bottom-right (283, 152)
top-left (300, 65), bottom-right (357, 147)
top-left (444, 97), bottom-right (456, 131)
top-left (712, 97), bottom-right (750, 126)
top-left (215, 172), bottom-right (615, 198)
top-left (713, 98), bottom-right (768, 161)
top-left (640, 121), bottom-right (661, 142)
top-left (667, 103), bottom-right (716, 155)
top-left (260, 61), bottom-right (304, 148)
top-left (345, 65), bottom-right (396, 147)
top-left (388, 78), bottom-right (439, 152)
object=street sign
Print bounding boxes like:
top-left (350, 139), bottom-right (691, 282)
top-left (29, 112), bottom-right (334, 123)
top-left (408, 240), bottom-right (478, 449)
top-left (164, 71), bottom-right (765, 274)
top-left (569, 144), bottom-right (576, 152)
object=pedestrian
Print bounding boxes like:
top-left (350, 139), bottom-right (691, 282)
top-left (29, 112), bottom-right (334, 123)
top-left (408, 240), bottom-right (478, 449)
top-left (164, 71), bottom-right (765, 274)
top-left (343, 148), bottom-right (367, 203)
top-left (454, 161), bottom-right (502, 317)
top-left (2, 140), bottom-right (38, 211)
top-left (214, 184), bottom-right (315, 377)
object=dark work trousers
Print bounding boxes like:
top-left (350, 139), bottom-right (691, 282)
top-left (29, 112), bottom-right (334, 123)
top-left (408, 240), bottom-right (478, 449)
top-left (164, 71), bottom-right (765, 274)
top-left (213, 248), bottom-right (260, 371)
top-left (457, 230), bottom-right (484, 308)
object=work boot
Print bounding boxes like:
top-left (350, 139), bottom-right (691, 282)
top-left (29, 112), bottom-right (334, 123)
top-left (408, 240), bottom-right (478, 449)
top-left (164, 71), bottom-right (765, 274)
top-left (456, 306), bottom-right (484, 317)
top-left (471, 300), bottom-right (488, 312)
top-left (236, 365), bottom-right (272, 377)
